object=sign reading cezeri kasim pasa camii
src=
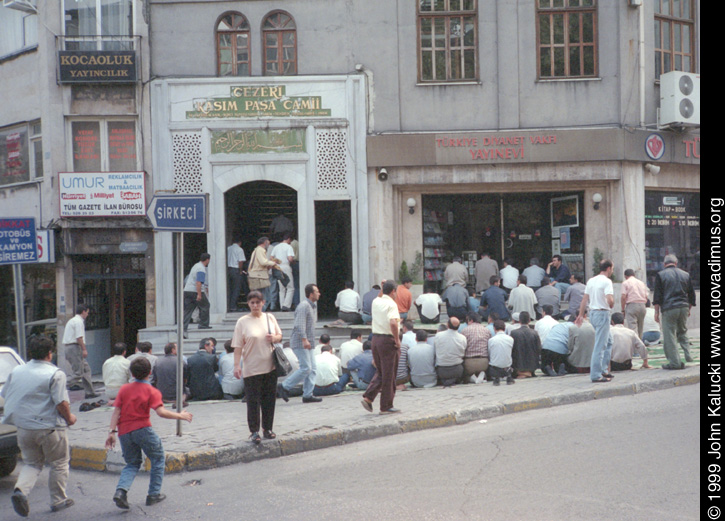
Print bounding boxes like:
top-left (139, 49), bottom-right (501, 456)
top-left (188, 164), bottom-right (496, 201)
top-left (58, 50), bottom-right (137, 83)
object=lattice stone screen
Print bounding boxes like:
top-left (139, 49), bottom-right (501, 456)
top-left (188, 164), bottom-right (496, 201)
top-left (316, 128), bottom-right (349, 193)
top-left (172, 132), bottom-right (203, 193)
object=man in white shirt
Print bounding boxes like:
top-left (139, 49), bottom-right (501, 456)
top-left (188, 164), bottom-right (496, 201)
top-left (102, 342), bottom-right (130, 400)
top-left (227, 238), bottom-right (247, 312)
top-left (610, 312), bottom-right (650, 371)
top-left (62, 304), bottom-right (98, 398)
top-left (313, 345), bottom-right (350, 396)
top-left (534, 304), bottom-right (559, 345)
top-left (183, 253), bottom-right (211, 336)
top-left (488, 320), bottom-right (515, 386)
top-left (414, 287), bottom-right (443, 324)
top-left (499, 259), bottom-right (520, 293)
top-left (270, 233), bottom-right (295, 311)
top-left (576, 259), bottom-right (615, 383)
top-left (507, 275), bottom-right (538, 319)
top-left (339, 330), bottom-right (364, 372)
top-left (361, 280), bottom-right (401, 414)
top-left (334, 281), bottom-right (363, 324)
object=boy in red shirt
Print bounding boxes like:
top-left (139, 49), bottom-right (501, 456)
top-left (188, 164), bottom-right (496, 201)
top-left (105, 357), bottom-right (192, 509)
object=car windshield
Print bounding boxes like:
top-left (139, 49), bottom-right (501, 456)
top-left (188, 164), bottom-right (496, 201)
top-left (0, 352), bottom-right (22, 385)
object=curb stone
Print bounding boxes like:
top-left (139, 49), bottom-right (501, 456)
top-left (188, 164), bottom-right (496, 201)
top-left (65, 368), bottom-right (700, 474)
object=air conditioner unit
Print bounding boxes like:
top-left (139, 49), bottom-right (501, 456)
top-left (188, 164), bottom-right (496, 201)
top-left (2, 0), bottom-right (37, 13)
top-left (659, 71), bottom-right (700, 128)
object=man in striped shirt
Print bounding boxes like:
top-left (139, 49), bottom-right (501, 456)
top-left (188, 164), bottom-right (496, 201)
top-left (278, 284), bottom-right (322, 403)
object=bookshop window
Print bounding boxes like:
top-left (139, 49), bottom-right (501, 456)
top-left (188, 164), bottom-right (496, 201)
top-left (644, 191), bottom-right (699, 289)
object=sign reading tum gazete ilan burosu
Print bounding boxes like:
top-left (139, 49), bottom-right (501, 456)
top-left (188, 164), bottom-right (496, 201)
top-left (187, 85), bottom-right (331, 119)
top-left (58, 51), bottom-right (137, 83)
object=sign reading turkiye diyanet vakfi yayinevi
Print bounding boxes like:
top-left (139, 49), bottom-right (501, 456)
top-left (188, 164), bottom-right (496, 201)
top-left (0, 217), bottom-right (37, 265)
top-left (59, 172), bottom-right (146, 217)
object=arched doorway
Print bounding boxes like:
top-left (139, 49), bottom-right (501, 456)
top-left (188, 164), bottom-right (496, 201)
top-left (224, 180), bottom-right (298, 310)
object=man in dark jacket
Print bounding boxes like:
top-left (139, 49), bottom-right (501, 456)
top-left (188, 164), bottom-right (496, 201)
top-left (479, 276), bottom-right (510, 321)
top-left (152, 342), bottom-right (188, 403)
top-left (653, 254), bottom-right (697, 369)
top-left (187, 338), bottom-right (223, 401)
top-left (510, 312), bottom-right (541, 378)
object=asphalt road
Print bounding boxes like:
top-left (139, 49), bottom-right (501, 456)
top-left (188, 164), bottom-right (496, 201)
top-left (0, 384), bottom-right (700, 521)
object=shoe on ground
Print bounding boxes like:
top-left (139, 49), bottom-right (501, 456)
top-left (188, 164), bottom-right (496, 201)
top-left (277, 384), bottom-right (289, 402)
top-left (85, 392), bottom-right (100, 399)
top-left (249, 432), bottom-right (261, 445)
top-left (145, 494), bottom-right (166, 506)
top-left (557, 363), bottom-right (568, 376)
top-left (542, 366), bottom-right (557, 377)
top-left (198, 325), bottom-right (212, 330)
top-left (51, 499), bottom-right (74, 513)
top-left (12, 489), bottom-right (29, 517)
top-left (68, 385), bottom-right (83, 391)
top-left (506, 376), bottom-right (515, 385)
top-left (379, 407), bottom-right (401, 415)
top-left (263, 429), bottom-right (276, 439)
top-left (302, 396), bottom-right (322, 403)
top-left (492, 378), bottom-right (501, 386)
top-left (361, 399), bottom-right (373, 412)
top-left (113, 489), bottom-right (129, 510)
top-left (685, 354), bottom-right (694, 363)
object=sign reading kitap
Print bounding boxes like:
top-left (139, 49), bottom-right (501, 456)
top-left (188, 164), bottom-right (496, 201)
top-left (59, 172), bottom-right (146, 217)
top-left (186, 85), bottom-right (331, 119)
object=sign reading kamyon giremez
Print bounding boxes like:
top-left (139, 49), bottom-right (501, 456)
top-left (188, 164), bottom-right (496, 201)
top-left (186, 85), bottom-right (331, 119)
top-left (58, 51), bottom-right (137, 83)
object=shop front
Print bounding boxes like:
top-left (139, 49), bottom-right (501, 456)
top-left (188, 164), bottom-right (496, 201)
top-left (149, 75), bottom-right (369, 325)
top-left (367, 127), bottom-right (700, 307)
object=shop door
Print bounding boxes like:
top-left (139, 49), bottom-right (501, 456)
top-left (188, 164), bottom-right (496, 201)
top-left (502, 196), bottom-right (551, 270)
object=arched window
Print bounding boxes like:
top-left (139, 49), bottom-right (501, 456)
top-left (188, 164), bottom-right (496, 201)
top-left (216, 12), bottom-right (251, 76)
top-left (262, 11), bottom-right (297, 75)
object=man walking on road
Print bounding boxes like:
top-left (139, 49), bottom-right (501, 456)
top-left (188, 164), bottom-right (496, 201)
top-left (576, 259), bottom-right (615, 383)
top-left (361, 280), bottom-right (402, 414)
top-left (62, 304), bottom-right (98, 398)
top-left (278, 284), bottom-right (322, 403)
top-left (2, 336), bottom-right (77, 517)
top-left (653, 254), bottom-right (696, 369)
top-left (183, 253), bottom-right (211, 337)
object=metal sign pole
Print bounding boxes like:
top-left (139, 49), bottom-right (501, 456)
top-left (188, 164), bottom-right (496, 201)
top-left (13, 264), bottom-right (27, 360)
top-left (176, 232), bottom-right (185, 436)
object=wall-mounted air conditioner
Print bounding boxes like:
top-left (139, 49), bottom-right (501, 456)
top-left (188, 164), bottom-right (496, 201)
top-left (2, 0), bottom-right (37, 13)
top-left (659, 71), bottom-right (700, 128)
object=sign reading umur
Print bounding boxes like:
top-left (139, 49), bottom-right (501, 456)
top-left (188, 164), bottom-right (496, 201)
top-left (187, 85), bottom-right (331, 119)
top-left (58, 51), bottom-right (137, 83)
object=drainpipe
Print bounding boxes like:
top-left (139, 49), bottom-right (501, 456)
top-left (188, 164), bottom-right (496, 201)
top-left (638, 2), bottom-right (646, 127)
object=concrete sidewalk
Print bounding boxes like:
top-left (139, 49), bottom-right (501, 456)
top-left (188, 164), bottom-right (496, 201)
top-left (67, 362), bottom-right (700, 474)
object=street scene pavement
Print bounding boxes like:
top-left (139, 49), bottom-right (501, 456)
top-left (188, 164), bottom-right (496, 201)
top-left (66, 329), bottom-right (700, 475)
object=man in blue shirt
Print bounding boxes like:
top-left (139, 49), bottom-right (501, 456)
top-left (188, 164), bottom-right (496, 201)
top-left (479, 275), bottom-right (510, 321)
top-left (361, 285), bottom-right (381, 324)
top-left (540, 322), bottom-right (575, 376)
top-left (546, 255), bottom-right (572, 296)
top-left (347, 341), bottom-right (375, 389)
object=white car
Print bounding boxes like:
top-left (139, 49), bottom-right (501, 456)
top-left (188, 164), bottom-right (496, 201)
top-left (0, 346), bottom-right (24, 477)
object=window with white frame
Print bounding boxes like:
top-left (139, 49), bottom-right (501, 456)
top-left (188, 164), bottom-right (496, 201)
top-left (70, 119), bottom-right (137, 172)
top-left (63, 0), bottom-right (134, 51)
top-left (0, 7), bottom-right (38, 58)
top-left (30, 120), bottom-right (43, 179)
top-left (0, 120), bottom-right (43, 186)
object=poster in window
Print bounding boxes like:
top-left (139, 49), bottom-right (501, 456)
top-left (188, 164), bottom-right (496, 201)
top-left (108, 121), bottom-right (137, 171)
top-left (72, 121), bottom-right (102, 172)
top-left (0, 126), bottom-right (30, 186)
top-left (550, 195), bottom-right (579, 230)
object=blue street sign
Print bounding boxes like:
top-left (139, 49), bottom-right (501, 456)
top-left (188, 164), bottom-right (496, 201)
top-left (147, 193), bottom-right (209, 232)
top-left (0, 217), bottom-right (38, 265)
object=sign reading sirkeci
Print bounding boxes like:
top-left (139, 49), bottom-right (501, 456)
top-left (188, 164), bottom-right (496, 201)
top-left (59, 172), bottom-right (146, 217)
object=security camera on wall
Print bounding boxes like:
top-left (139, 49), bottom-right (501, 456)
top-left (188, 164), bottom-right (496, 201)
top-left (378, 168), bottom-right (388, 181)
